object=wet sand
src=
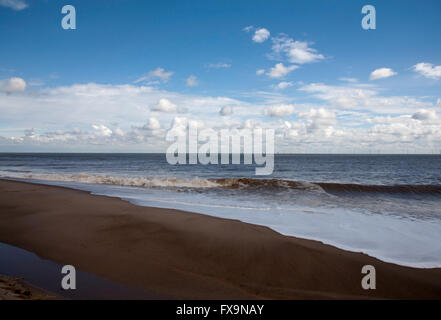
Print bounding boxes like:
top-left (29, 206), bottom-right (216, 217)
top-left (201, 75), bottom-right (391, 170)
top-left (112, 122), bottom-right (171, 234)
top-left (0, 241), bottom-right (164, 300)
top-left (0, 179), bottom-right (440, 299)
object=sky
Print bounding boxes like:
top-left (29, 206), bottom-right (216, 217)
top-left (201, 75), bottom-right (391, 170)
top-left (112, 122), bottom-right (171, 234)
top-left (0, 0), bottom-right (440, 153)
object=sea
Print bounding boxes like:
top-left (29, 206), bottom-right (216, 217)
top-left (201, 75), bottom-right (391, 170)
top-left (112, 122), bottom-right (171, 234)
top-left (1, 153), bottom-right (441, 268)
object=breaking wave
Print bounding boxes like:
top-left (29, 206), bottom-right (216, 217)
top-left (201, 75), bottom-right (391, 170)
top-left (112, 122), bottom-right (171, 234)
top-left (0, 172), bottom-right (220, 188)
top-left (214, 178), bottom-right (441, 195)
top-left (317, 182), bottom-right (441, 195)
top-left (1, 171), bottom-right (441, 195)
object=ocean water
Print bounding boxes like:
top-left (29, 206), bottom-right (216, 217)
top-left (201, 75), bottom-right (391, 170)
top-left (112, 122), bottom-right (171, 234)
top-left (1, 153), bottom-right (441, 268)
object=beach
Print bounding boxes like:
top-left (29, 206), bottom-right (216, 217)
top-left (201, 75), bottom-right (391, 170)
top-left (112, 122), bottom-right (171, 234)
top-left (0, 179), bottom-right (440, 299)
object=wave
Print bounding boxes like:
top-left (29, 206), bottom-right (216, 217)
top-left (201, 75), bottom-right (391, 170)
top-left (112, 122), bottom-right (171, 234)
top-left (0, 172), bottom-right (220, 188)
top-left (213, 178), bottom-right (323, 191)
top-left (1, 171), bottom-right (441, 195)
top-left (213, 178), bottom-right (441, 195)
top-left (317, 182), bottom-right (441, 195)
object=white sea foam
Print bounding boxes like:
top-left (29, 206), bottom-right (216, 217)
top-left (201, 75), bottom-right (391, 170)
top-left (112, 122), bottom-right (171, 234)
top-left (0, 171), bottom-right (221, 188)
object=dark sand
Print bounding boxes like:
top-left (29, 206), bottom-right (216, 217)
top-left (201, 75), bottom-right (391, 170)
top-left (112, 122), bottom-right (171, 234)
top-left (0, 179), bottom-right (440, 299)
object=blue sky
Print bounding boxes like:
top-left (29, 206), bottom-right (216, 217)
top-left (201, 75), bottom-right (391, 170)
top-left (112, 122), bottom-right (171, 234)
top-left (0, 0), bottom-right (441, 152)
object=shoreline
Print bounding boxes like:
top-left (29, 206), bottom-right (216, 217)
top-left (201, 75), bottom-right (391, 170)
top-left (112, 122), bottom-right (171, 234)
top-left (1, 179), bottom-right (441, 299)
top-left (3, 176), bottom-right (439, 269)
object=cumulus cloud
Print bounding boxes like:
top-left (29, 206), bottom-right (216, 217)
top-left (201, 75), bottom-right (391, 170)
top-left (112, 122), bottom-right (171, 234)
top-left (412, 109), bottom-right (438, 122)
top-left (92, 125), bottom-right (112, 137)
top-left (135, 67), bottom-right (173, 83)
top-left (144, 117), bottom-right (161, 130)
top-left (186, 75), bottom-right (198, 87)
top-left (370, 68), bottom-right (397, 80)
top-left (263, 104), bottom-right (295, 117)
top-left (167, 117), bottom-right (193, 137)
top-left (298, 108), bottom-right (337, 133)
top-left (0, 82), bottom-right (253, 150)
top-left (8, 124), bottom-right (163, 147)
top-left (412, 62), bottom-right (441, 80)
top-left (275, 81), bottom-right (293, 90)
top-left (252, 28), bottom-right (270, 43)
top-left (219, 105), bottom-right (233, 116)
top-left (298, 108), bottom-right (336, 121)
top-left (267, 63), bottom-right (299, 78)
top-left (2, 81), bottom-right (440, 153)
top-left (1, 77), bottom-right (26, 94)
top-left (256, 69), bottom-right (265, 75)
top-left (0, 0), bottom-right (28, 10)
top-left (151, 98), bottom-right (178, 113)
top-left (368, 114), bottom-right (441, 144)
top-left (271, 36), bottom-right (324, 64)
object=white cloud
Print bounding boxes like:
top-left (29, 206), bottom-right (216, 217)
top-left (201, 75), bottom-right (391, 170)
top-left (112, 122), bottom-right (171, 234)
top-left (151, 98), bottom-right (178, 113)
top-left (206, 62), bottom-right (231, 69)
top-left (113, 128), bottom-right (124, 137)
top-left (275, 81), bottom-right (293, 90)
top-left (186, 75), bottom-right (198, 87)
top-left (135, 67), bottom-right (173, 83)
top-left (147, 67), bottom-right (173, 81)
top-left (298, 108), bottom-right (337, 133)
top-left (0, 82), bottom-right (253, 150)
top-left (264, 104), bottom-right (295, 117)
top-left (252, 28), bottom-right (270, 43)
top-left (92, 125), bottom-right (112, 137)
top-left (267, 63), bottom-right (299, 78)
top-left (1, 81), bottom-right (440, 153)
top-left (370, 68), bottom-right (397, 80)
top-left (242, 119), bottom-right (255, 129)
top-left (271, 36), bottom-right (324, 64)
top-left (412, 109), bottom-right (438, 122)
top-left (256, 69), bottom-right (265, 75)
top-left (412, 62), bottom-right (441, 80)
top-left (1, 77), bottom-right (26, 94)
top-left (188, 119), bottom-right (205, 130)
top-left (368, 115), bottom-right (441, 143)
top-left (0, 0), bottom-right (28, 10)
top-left (243, 25), bottom-right (254, 32)
top-left (339, 77), bottom-right (358, 83)
top-left (219, 105), bottom-right (233, 116)
top-left (144, 117), bottom-right (161, 130)
top-left (298, 108), bottom-right (336, 121)
top-left (299, 82), bottom-right (431, 113)
top-left (167, 117), bottom-right (189, 137)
